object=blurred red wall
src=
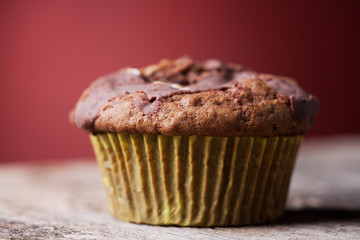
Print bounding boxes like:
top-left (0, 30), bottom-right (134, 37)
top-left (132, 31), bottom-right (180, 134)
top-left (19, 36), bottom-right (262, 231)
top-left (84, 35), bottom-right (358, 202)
top-left (1, 0), bottom-right (359, 162)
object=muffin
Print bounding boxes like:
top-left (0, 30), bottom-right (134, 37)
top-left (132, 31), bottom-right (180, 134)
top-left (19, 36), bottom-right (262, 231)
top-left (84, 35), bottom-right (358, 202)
top-left (70, 56), bottom-right (319, 226)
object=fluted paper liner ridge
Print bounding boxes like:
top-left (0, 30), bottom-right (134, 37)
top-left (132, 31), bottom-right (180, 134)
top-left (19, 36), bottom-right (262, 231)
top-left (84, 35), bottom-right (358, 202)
top-left (90, 133), bottom-right (302, 226)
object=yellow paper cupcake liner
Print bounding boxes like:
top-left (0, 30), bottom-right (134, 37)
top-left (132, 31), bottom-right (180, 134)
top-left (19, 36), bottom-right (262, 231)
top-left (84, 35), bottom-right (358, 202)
top-left (89, 133), bottom-right (303, 226)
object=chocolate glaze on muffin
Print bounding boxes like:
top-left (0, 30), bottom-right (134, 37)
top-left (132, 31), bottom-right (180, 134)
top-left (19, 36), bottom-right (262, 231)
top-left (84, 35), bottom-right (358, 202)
top-left (70, 56), bottom-right (319, 137)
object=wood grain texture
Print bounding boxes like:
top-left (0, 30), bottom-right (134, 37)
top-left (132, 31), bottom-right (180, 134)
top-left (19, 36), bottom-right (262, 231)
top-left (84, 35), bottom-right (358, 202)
top-left (1, 136), bottom-right (360, 239)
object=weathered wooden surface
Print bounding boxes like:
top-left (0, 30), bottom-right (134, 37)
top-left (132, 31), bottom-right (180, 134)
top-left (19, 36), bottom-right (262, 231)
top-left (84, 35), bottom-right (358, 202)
top-left (1, 136), bottom-right (359, 240)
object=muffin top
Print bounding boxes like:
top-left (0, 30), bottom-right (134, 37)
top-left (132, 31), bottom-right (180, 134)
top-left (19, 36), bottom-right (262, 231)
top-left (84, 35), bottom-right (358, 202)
top-left (70, 56), bottom-right (319, 137)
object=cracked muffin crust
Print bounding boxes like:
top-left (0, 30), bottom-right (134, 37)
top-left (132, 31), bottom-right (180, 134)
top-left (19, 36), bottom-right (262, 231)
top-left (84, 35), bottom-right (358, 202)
top-left (70, 56), bottom-right (319, 137)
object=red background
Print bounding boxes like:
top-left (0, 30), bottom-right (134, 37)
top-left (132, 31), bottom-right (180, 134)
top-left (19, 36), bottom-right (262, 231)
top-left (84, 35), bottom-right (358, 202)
top-left (1, 0), bottom-right (359, 162)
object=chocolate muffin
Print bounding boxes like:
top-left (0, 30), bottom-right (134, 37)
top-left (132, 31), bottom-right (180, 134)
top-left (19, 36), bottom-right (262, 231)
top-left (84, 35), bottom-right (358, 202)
top-left (70, 56), bottom-right (319, 226)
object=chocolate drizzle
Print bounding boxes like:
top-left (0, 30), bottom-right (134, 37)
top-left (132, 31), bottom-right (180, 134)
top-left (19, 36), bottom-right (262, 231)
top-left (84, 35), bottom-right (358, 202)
top-left (71, 56), bottom-right (319, 132)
